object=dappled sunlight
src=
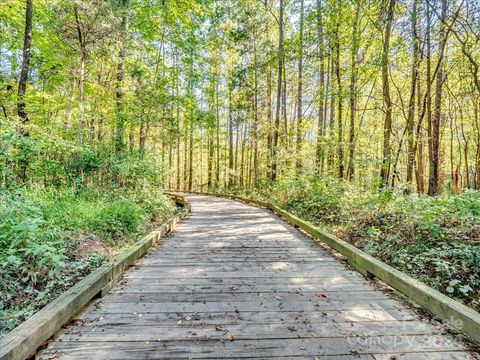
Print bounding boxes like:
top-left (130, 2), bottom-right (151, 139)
top-left (168, 267), bottom-right (205, 277)
top-left (341, 309), bottom-right (397, 322)
top-left (270, 262), bottom-right (290, 270)
top-left (208, 241), bottom-right (228, 248)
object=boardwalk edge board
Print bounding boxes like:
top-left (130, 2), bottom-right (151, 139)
top-left (0, 194), bottom-right (190, 360)
top-left (190, 191), bottom-right (480, 345)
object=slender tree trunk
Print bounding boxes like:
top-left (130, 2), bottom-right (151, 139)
top-left (176, 135), bottom-right (181, 190)
top-left (327, 52), bottom-right (336, 173)
top-left (315, 0), bottom-right (325, 174)
top-left (115, 0), bottom-right (129, 154)
top-left (207, 129), bottom-right (214, 188)
top-left (416, 73), bottom-right (426, 193)
top-left (334, 9), bottom-right (344, 179)
top-left (17, 0), bottom-right (33, 129)
top-left (347, 0), bottom-right (360, 181)
top-left (282, 65), bottom-right (287, 149)
top-left (267, 66), bottom-right (273, 180)
top-left (74, 5), bottom-right (86, 145)
top-left (428, 0), bottom-right (447, 196)
top-left (228, 80), bottom-right (234, 189)
top-left (379, 0), bottom-right (396, 188)
top-left (271, 0), bottom-right (284, 182)
top-left (474, 102), bottom-right (480, 189)
top-left (188, 118), bottom-right (193, 191)
top-left (405, 0), bottom-right (420, 193)
top-left (17, 0), bottom-right (33, 181)
top-left (295, 0), bottom-right (304, 173)
top-left (215, 70), bottom-right (221, 186)
top-left (240, 123), bottom-right (247, 187)
top-left (252, 35), bottom-right (259, 187)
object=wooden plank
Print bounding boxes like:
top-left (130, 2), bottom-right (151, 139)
top-left (76, 308), bottom-right (419, 326)
top-left (103, 289), bottom-right (390, 303)
top-left (58, 320), bottom-right (441, 342)
top-left (115, 275), bottom-right (368, 287)
top-left (123, 269), bottom-right (361, 279)
top-left (41, 336), bottom-right (466, 359)
top-left (91, 299), bottom-right (409, 313)
top-left (110, 284), bottom-right (372, 294)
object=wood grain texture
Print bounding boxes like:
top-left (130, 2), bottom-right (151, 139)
top-left (40, 195), bottom-right (478, 359)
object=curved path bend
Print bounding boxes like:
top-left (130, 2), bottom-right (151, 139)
top-left (41, 195), bottom-right (477, 359)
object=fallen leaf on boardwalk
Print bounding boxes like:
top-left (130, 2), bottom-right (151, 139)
top-left (227, 334), bottom-right (236, 341)
top-left (234, 308), bottom-right (240, 314)
top-left (215, 324), bottom-right (224, 331)
top-left (185, 315), bottom-right (192, 321)
top-left (176, 320), bottom-right (182, 324)
top-left (315, 293), bottom-right (327, 298)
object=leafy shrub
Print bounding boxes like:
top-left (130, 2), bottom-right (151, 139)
top-left (0, 187), bottom-right (175, 336)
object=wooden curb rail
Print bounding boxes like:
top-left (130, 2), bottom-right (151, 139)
top-left (189, 191), bottom-right (480, 345)
top-left (0, 193), bottom-right (190, 360)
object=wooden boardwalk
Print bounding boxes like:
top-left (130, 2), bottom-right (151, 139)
top-left (41, 195), bottom-right (477, 359)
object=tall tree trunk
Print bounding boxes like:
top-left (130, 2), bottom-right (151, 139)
top-left (379, 0), bottom-right (396, 188)
top-left (17, 0), bottom-right (33, 181)
top-left (271, 0), bottom-right (284, 182)
top-left (215, 69), bottom-right (221, 186)
top-left (334, 8), bottom-right (344, 179)
top-left (428, 0), bottom-right (447, 196)
top-left (267, 66), bottom-right (273, 180)
top-left (474, 102), bottom-right (480, 189)
top-left (315, 0), bottom-right (325, 174)
top-left (252, 35), bottom-right (259, 187)
top-left (347, 0), bottom-right (360, 181)
top-left (17, 0), bottom-right (33, 129)
top-left (74, 5), bottom-right (86, 145)
top-left (327, 52), bottom-right (336, 173)
top-left (240, 123), bottom-right (247, 187)
top-left (295, 0), bottom-right (304, 173)
top-left (115, 0), bottom-right (129, 154)
top-left (207, 129), bottom-right (214, 188)
top-left (416, 70), bottom-right (426, 193)
top-left (228, 80), bottom-right (234, 189)
top-left (188, 119), bottom-right (193, 191)
top-left (234, 122), bottom-right (240, 186)
top-left (405, 0), bottom-right (420, 193)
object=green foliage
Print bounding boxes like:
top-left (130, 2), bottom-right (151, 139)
top-left (0, 187), bottom-right (175, 336)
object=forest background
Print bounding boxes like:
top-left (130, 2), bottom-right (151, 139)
top-left (0, 0), bottom-right (479, 336)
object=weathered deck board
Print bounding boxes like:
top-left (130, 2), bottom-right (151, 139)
top-left (40, 195), bottom-right (477, 359)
